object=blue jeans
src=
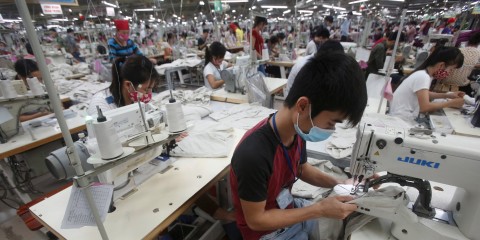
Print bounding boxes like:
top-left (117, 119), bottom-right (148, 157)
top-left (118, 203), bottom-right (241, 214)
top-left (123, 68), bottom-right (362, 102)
top-left (259, 198), bottom-right (317, 240)
top-left (73, 52), bottom-right (85, 62)
top-left (258, 64), bottom-right (266, 75)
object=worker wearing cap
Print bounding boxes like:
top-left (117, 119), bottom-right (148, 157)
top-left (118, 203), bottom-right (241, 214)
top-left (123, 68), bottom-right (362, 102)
top-left (441, 18), bottom-right (456, 35)
top-left (108, 20), bottom-right (143, 62)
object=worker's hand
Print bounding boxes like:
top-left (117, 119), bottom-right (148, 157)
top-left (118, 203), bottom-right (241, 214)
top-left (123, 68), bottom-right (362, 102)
top-left (446, 91), bottom-right (465, 99)
top-left (175, 132), bottom-right (189, 142)
top-left (344, 173), bottom-right (381, 190)
top-left (447, 98), bottom-right (465, 109)
top-left (386, 49), bottom-right (393, 55)
top-left (314, 195), bottom-right (357, 219)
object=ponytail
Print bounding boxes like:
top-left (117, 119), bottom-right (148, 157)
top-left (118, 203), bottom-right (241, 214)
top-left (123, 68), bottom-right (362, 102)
top-left (205, 46), bottom-right (212, 67)
top-left (110, 57), bottom-right (127, 107)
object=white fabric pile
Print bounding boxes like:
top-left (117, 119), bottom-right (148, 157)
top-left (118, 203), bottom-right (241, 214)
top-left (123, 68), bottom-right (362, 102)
top-left (208, 103), bottom-right (275, 130)
top-left (324, 123), bottom-right (358, 159)
top-left (72, 62), bottom-right (91, 75)
top-left (291, 158), bottom-right (348, 199)
top-left (153, 87), bottom-right (213, 106)
top-left (49, 63), bottom-right (74, 79)
top-left (0, 68), bottom-right (18, 80)
top-left (170, 120), bottom-right (234, 158)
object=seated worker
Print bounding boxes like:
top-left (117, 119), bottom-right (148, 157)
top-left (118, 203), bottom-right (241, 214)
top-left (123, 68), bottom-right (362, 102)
top-left (229, 22), bottom-right (244, 46)
top-left (197, 29), bottom-right (209, 51)
top-left (365, 31), bottom-right (405, 78)
top-left (163, 33), bottom-right (177, 63)
top-left (305, 26), bottom-right (330, 56)
top-left (390, 46), bottom-right (465, 123)
top-left (230, 51), bottom-right (368, 239)
top-left (14, 59), bottom-right (51, 122)
top-left (265, 36), bottom-right (282, 78)
top-left (108, 20), bottom-right (156, 64)
top-left (285, 40), bottom-right (344, 96)
top-left (203, 42), bottom-right (232, 90)
top-left (88, 55), bottom-right (235, 222)
top-left (0, 41), bottom-right (10, 55)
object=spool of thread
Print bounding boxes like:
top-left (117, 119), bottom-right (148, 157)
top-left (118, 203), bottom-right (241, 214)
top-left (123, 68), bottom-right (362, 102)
top-left (93, 107), bottom-right (124, 160)
top-left (27, 77), bottom-right (45, 96)
top-left (0, 80), bottom-right (18, 98)
top-left (165, 102), bottom-right (187, 133)
top-left (382, 56), bottom-right (392, 72)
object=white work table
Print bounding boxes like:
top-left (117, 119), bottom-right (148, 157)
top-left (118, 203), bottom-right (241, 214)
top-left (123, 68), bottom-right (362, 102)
top-left (30, 128), bottom-right (246, 240)
top-left (443, 107), bottom-right (480, 138)
top-left (210, 77), bottom-right (287, 106)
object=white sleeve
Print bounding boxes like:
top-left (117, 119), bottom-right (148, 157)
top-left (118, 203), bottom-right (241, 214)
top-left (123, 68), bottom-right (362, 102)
top-left (411, 72), bottom-right (431, 93)
top-left (87, 92), bottom-right (111, 116)
top-left (222, 61), bottom-right (229, 69)
top-left (203, 64), bottom-right (215, 79)
top-left (305, 41), bottom-right (317, 55)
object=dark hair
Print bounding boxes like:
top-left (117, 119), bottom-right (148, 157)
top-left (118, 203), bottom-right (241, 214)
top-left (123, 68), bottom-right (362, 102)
top-left (110, 55), bottom-right (159, 107)
top-left (234, 22), bottom-right (240, 28)
top-left (268, 35), bottom-right (279, 45)
top-left (409, 21), bottom-right (417, 26)
top-left (317, 40), bottom-right (344, 53)
top-left (254, 16), bottom-right (267, 28)
top-left (325, 16), bottom-right (334, 23)
top-left (97, 45), bottom-right (107, 54)
top-left (468, 32), bottom-right (480, 46)
top-left (205, 41), bottom-right (226, 66)
top-left (67, 28), bottom-right (74, 33)
top-left (49, 28), bottom-right (57, 32)
top-left (276, 32), bottom-right (286, 40)
top-left (314, 26), bottom-right (330, 38)
top-left (14, 59), bottom-right (39, 78)
top-left (203, 29), bottom-right (209, 34)
top-left (348, 11), bottom-right (353, 15)
top-left (388, 31), bottom-right (405, 42)
top-left (285, 52), bottom-right (367, 126)
top-left (167, 33), bottom-right (175, 41)
top-left (414, 46), bottom-right (464, 74)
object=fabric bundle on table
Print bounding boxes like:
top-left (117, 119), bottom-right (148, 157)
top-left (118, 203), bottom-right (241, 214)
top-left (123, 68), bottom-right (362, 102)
top-left (324, 124), bottom-right (358, 159)
top-left (209, 103), bottom-right (275, 130)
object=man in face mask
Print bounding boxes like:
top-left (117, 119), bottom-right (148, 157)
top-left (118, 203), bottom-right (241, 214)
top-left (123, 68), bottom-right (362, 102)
top-left (108, 20), bottom-right (146, 63)
top-left (230, 52), bottom-right (369, 240)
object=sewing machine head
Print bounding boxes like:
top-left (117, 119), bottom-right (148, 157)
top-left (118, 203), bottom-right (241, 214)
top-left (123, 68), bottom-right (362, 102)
top-left (348, 114), bottom-right (480, 239)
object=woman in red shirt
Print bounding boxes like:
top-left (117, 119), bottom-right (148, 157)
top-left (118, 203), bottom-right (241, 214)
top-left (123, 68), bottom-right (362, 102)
top-left (252, 16), bottom-right (268, 74)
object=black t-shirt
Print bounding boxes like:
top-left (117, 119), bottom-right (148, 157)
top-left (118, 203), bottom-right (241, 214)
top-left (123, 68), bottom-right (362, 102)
top-left (231, 117), bottom-right (307, 202)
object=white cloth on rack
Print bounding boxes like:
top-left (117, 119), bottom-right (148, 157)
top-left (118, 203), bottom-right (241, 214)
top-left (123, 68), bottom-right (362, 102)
top-left (170, 120), bottom-right (234, 158)
top-left (152, 87), bottom-right (213, 106)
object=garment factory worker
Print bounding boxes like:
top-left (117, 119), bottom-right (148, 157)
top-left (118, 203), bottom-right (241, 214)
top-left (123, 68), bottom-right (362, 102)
top-left (203, 42), bottom-right (232, 90)
top-left (340, 11), bottom-right (353, 41)
top-left (441, 32), bottom-right (480, 92)
top-left (49, 28), bottom-right (64, 51)
top-left (230, 22), bottom-right (244, 45)
top-left (14, 59), bottom-right (51, 122)
top-left (230, 51), bottom-right (368, 239)
top-left (252, 16), bottom-right (268, 74)
top-left (365, 31), bottom-right (405, 78)
top-left (87, 55), bottom-right (159, 115)
top-left (305, 26), bottom-right (330, 56)
top-left (65, 28), bottom-right (85, 62)
top-left (441, 18), bottom-right (456, 35)
top-left (107, 20), bottom-right (143, 62)
top-left (197, 29), bottom-right (209, 51)
top-left (163, 33), bottom-right (177, 62)
top-left (324, 16), bottom-right (334, 31)
top-left (390, 46), bottom-right (465, 123)
top-left (285, 40), bottom-right (344, 97)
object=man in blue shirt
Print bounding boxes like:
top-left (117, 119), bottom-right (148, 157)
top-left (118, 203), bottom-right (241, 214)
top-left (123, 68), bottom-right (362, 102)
top-left (340, 12), bottom-right (353, 41)
top-left (108, 20), bottom-right (143, 62)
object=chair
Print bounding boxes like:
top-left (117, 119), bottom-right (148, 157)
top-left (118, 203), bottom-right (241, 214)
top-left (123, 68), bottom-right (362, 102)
top-left (402, 45), bottom-right (412, 59)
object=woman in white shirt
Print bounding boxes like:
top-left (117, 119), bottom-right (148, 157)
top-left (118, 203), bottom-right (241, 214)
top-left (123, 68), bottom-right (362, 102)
top-left (88, 55), bottom-right (159, 115)
top-left (203, 42), bottom-right (232, 90)
top-left (390, 46), bottom-right (465, 123)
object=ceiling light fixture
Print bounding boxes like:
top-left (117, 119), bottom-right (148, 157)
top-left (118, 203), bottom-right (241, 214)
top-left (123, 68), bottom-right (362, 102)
top-left (322, 4), bottom-right (346, 10)
top-left (200, 1), bottom-right (205, 5)
top-left (134, 8), bottom-right (156, 11)
top-left (348, 0), bottom-right (368, 4)
top-left (218, 0), bottom-right (248, 2)
top-left (101, 1), bottom-right (118, 8)
top-left (283, 9), bottom-right (291, 14)
top-left (306, 0), bottom-right (313, 3)
top-left (299, 10), bottom-right (313, 13)
top-left (260, 5), bottom-right (288, 9)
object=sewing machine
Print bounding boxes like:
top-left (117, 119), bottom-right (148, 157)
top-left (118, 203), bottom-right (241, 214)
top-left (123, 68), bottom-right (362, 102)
top-left (221, 55), bottom-right (250, 94)
top-left (0, 94), bottom-right (51, 143)
top-left (348, 115), bottom-right (480, 240)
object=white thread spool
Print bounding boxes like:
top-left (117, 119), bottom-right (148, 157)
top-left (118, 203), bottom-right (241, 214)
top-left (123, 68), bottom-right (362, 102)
top-left (26, 77), bottom-right (45, 96)
top-left (0, 80), bottom-right (18, 98)
top-left (93, 118), bottom-right (124, 160)
top-left (165, 102), bottom-right (187, 133)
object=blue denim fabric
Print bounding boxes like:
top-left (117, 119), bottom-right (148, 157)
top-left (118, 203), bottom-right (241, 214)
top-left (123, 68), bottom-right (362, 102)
top-left (259, 198), bottom-right (317, 240)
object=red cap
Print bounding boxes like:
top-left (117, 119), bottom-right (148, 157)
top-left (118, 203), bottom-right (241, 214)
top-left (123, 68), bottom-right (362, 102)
top-left (447, 18), bottom-right (456, 24)
top-left (229, 23), bottom-right (237, 30)
top-left (114, 20), bottom-right (129, 31)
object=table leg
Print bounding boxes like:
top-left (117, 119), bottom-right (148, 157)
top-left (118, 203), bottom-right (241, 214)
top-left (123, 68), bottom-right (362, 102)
top-left (280, 66), bottom-right (286, 79)
top-left (0, 159), bottom-right (32, 203)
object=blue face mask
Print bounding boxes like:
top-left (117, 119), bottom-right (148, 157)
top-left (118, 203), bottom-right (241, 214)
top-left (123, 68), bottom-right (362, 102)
top-left (294, 106), bottom-right (334, 142)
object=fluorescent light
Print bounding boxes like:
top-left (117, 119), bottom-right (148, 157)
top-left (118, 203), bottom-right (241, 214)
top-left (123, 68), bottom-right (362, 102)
top-left (348, 0), bottom-right (368, 4)
top-left (306, 0), bottom-right (312, 3)
top-left (260, 5), bottom-right (288, 9)
top-left (219, 0), bottom-right (248, 2)
top-left (252, 6), bottom-right (256, 9)
top-left (322, 4), bottom-right (346, 10)
top-left (267, 8), bottom-right (273, 11)
top-left (40, 13), bottom-right (44, 16)
top-left (232, 9), bottom-right (236, 12)
top-left (386, 0), bottom-right (404, 1)
top-left (299, 10), bottom-right (313, 13)
top-left (200, 1), bottom-right (205, 5)
top-left (283, 9), bottom-right (291, 14)
top-left (134, 8), bottom-right (154, 11)
top-left (102, 1), bottom-right (118, 8)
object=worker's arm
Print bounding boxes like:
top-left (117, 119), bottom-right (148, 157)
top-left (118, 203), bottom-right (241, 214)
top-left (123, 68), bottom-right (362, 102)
top-left (206, 74), bottom-right (225, 89)
top-left (429, 91), bottom-right (464, 100)
top-left (373, 49), bottom-right (385, 71)
top-left (252, 37), bottom-right (262, 59)
top-left (417, 89), bottom-right (464, 113)
top-left (19, 111), bottom-right (50, 122)
top-left (299, 163), bottom-right (341, 188)
top-left (240, 195), bottom-right (356, 232)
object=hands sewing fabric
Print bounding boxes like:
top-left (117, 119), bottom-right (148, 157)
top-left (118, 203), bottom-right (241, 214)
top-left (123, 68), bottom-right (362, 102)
top-left (343, 173), bottom-right (382, 190)
top-left (314, 195), bottom-right (358, 219)
top-left (175, 132), bottom-right (189, 142)
top-left (446, 91), bottom-right (465, 99)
